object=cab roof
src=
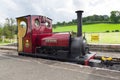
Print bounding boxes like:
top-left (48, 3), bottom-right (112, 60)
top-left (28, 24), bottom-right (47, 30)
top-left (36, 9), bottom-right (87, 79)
top-left (16, 15), bottom-right (52, 21)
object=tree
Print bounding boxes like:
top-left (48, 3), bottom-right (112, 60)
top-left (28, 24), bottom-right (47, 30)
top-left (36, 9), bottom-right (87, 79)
top-left (103, 15), bottom-right (109, 21)
top-left (56, 22), bottom-right (61, 26)
top-left (110, 11), bottom-right (120, 23)
top-left (0, 27), bottom-right (2, 37)
top-left (62, 21), bottom-right (66, 25)
top-left (2, 18), bottom-right (17, 39)
top-left (2, 25), bottom-right (11, 38)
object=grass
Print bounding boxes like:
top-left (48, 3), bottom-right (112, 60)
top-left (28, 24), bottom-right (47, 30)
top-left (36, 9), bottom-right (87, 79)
top-left (0, 39), bottom-right (17, 46)
top-left (85, 32), bottom-right (120, 44)
top-left (53, 23), bottom-right (120, 33)
top-left (0, 42), bottom-right (11, 45)
top-left (83, 23), bottom-right (120, 32)
top-left (53, 23), bottom-right (120, 44)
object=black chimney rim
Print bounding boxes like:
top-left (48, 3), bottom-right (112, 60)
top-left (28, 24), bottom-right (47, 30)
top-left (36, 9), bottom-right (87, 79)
top-left (75, 10), bottom-right (84, 13)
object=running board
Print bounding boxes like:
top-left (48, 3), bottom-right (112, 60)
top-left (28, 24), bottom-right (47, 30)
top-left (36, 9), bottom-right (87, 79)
top-left (18, 52), bottom-right (96, 65)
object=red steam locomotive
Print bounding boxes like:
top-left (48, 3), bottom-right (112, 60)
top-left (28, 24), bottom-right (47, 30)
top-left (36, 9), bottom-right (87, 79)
top-left (17, 10), bottom-right (96, 65)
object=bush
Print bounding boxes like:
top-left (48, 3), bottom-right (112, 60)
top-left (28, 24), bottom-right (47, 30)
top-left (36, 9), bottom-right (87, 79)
top-left (115, 30), bottom-right (119, 32)
top-left (112, 30), bottom-right (115, 32)
top-left (105, 30), bottom-right (110, 32)
top-left (0, 38), bottom-right (2, 42)
top-left (4, 40), bottom-right (10, 43)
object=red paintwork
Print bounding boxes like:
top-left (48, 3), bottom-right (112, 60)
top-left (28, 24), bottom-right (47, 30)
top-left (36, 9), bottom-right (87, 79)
top-left (22, 15), bottom-right (69, 53)
top-left (32, 33), bottom-right (52, 52)
top-left (41, 33), bottom-right (70, 47)
top-left (84, 53), bottom-right (96, 65)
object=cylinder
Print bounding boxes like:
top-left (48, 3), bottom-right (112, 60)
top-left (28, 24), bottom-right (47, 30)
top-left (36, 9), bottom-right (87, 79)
top-left (75, 10), bottom-right (83, 37)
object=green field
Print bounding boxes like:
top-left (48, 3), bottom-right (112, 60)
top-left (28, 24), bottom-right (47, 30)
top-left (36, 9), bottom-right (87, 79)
top-left (86, 32), bottom-right (120, 44)
top-left (53, 23), bottom-right (120, 44)
top-left (53, 23), bottom-right (120, 33)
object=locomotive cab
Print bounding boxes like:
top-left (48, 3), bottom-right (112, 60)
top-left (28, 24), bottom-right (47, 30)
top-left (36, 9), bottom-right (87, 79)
top-left (17, 15), bottom-right (53, 53)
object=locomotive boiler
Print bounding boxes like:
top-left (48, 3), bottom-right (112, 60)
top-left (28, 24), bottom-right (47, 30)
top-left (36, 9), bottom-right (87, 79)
top-left (17, 10), bottom-right (96, 65)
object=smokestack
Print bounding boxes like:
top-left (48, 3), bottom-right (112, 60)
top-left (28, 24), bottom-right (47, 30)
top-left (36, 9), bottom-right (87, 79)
top-left (75, 10), bottom-right (83, 37)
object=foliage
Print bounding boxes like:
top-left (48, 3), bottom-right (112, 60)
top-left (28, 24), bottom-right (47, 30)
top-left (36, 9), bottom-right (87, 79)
top-left (105, 30), bottom-right (110, 32)
top-left (110, 11), bottom-right (120, 23)
top-left (0, 18), bottom-right (17, 38)
top-left (54, 10), bottom-right (120, 27)
top-left (115, 30), bottom-right (119, 32)
top-left (0, 27), bottom-right (3, 37)
top-left (54, 14), bottom-right (110, 26)
top-left (83, 15), bottom-right (109, 24)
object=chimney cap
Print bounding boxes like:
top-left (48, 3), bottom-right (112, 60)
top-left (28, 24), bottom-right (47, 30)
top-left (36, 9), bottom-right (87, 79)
top-left (75, 10), bottom-right (84, 13)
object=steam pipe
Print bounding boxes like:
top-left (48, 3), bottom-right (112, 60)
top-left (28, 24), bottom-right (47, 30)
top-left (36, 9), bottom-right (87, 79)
top-left (75, 10), bottom-right (83, 37)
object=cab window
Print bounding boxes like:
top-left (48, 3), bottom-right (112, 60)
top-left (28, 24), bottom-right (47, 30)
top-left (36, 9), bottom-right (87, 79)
top-left (20, 21), bottom-right (27, 28)
top-left (45, 22), bottom-right (50, 28)
top-left (35, 19), bottom-right (40, 27)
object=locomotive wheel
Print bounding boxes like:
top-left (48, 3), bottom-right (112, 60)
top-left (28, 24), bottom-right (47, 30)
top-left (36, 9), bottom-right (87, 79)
top-left (18, 52), bottom-right (23, 56)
